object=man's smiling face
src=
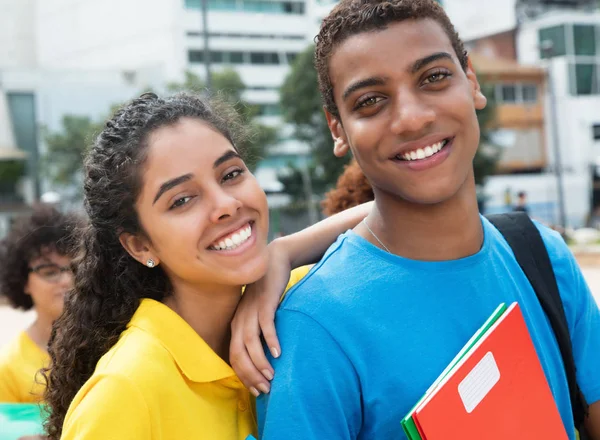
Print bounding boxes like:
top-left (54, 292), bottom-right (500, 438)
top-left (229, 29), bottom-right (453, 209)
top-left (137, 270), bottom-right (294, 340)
top-left (326, 19), bottom-right (487, 206)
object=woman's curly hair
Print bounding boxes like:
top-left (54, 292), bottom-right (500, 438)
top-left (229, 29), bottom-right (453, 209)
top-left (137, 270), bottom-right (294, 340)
top-left (43, 93), bottom-right (247, 439)
top-left (321, 160), bottom-right (373, 216)
top-left (0, 205), bottom-right (82, 310)
top-left (314, 0), bottom-right (468, 118)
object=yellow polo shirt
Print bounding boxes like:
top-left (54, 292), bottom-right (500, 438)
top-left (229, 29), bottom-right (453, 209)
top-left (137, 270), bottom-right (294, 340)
top-left (0, 331), bottom-right (49, 403)
top-left (62, 299), bottom-right (256, 440)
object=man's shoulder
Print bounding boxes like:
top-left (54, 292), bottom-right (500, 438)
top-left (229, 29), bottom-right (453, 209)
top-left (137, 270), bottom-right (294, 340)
top-left (278, 232), bottom-right (378, 317)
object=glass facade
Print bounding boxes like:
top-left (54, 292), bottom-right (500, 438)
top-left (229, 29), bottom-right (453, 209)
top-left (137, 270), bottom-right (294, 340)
top-left (571, 63), bottom-right (599, 95)
top-left (522, 84), bottom-right (538, 103)
top-left (539, 25), bottom-right (567, 58)
top-left (188, 50), bottom-right (297, 65)
top-left (495, 83), bottom-right (539, 104)
top-left (539, 23), bottom-right (600, 96)
top-left (574, 24), bottom-right (596, 56)
top-left (6, 92), bottom-right (40, 199)
top-left (185, 0), bottom-right (305, 15)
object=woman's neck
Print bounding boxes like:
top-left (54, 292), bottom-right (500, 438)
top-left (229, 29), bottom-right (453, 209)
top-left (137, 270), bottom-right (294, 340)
top-left (163, 282), bottom-right (242, 363)
top-left (27, 313), bottom-right (54, 353)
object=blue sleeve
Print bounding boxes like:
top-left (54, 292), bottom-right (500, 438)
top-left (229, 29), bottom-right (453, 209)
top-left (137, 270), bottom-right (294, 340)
top-left (538, 224), bottom-right (600, 404)
top-left (257, 309), bottom-right (362, 440)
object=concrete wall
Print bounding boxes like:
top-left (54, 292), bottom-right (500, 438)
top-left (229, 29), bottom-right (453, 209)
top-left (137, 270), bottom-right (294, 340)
top-left (0, 0), bottom-right (37, 68)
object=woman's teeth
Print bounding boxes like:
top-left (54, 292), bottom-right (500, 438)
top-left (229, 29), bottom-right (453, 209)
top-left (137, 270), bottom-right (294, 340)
top-left (398, 139), bottom-right (448, 161)
top-left (211, 225), bottom-right (252, 251)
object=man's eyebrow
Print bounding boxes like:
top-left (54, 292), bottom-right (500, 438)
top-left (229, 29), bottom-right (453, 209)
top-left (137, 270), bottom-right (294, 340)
top-left (342, 77), bottom-right (387, 101)
top-left (411, 52), bottom-right (453, 74)
top-left (153, 174), bottom-right (193, 205)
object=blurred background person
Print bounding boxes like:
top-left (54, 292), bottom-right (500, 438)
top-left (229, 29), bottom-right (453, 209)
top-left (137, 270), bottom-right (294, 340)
top-left (0, 205), bottom-right (81, 403)
top-left (513, 190), bottom-right (529, 214)
top-left (321, 159), bottom-right (374, 218)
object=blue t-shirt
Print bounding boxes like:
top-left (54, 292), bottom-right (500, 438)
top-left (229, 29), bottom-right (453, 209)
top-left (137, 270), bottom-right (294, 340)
top-left (258, 217), bottom-right (600, 440)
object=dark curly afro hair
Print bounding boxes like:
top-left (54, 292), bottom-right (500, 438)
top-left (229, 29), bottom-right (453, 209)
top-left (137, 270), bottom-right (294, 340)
top-left (322, 160), bottom-right (373, 216)
top-left (0, 204), bottom-right (83, 310)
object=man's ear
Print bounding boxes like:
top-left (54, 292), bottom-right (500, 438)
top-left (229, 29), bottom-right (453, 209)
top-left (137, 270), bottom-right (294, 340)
top-left (119, 232), bottom-right (159, 268)
top-left (466, 56), bottom-right (487, 111)
top-left (325, 108), bottom-right (350, 158)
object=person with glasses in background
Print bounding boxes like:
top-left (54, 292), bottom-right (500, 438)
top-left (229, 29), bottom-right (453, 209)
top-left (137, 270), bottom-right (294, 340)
top-left (0, 204), bottom-right (82, 403)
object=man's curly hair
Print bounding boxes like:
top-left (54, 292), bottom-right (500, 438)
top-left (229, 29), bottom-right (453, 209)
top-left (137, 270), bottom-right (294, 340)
top-left (315, 0), bottom-right (468, 118)
top-left (322, 160), bottom-right (373, 216)
top-left (0, 204), bottom-right (83, 310)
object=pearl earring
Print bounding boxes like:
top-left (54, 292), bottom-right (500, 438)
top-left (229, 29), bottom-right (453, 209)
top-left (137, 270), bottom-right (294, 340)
top-left (146, 258), bottom-right (156, 268)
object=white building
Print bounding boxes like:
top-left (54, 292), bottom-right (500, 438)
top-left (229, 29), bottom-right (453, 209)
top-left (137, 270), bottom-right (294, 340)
top-left (33, 0), bottom-right (321, 196)
top-left (445, 0), bottom-right (600, 228)
top-left (0, 0), bottom-right (167, 222)
top-left (2, 0), bottom-right (330, 215)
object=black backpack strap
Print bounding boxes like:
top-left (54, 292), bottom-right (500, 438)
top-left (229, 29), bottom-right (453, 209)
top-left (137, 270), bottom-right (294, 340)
top-left (486, 212), bottom-right (589, 434)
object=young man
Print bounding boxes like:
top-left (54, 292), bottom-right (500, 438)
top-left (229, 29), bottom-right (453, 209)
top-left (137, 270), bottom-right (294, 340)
top-left (257, 1), bottom-right (600, 439)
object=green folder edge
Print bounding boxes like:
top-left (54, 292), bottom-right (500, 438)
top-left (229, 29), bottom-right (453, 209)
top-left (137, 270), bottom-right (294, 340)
top-left (0, 403), bottom-right (47, 440)
top-left (400, 302), bottom-right (509, 440)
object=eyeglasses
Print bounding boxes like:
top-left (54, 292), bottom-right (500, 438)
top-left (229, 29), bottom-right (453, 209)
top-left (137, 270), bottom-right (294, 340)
top-left (29, 263), bottom-right (73, 283)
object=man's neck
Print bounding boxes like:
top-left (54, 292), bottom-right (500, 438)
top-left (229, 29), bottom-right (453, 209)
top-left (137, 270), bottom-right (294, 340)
top-left (360, 179), bottom-right (484, 261)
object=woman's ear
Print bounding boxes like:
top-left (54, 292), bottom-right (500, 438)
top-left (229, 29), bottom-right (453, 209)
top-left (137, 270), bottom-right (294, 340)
top-left (119, 233), bottom-right (159, 268)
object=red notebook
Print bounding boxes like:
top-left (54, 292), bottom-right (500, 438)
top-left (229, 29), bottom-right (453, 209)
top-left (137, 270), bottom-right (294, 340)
top-left (412, 302), bottom-right (568, 440)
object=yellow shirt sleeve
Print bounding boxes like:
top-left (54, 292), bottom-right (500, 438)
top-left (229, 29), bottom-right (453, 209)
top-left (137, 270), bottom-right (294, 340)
top-left (62, 374), bottom-right (151, 440)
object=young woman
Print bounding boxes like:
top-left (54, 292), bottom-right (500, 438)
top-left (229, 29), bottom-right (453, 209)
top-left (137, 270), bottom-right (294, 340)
top-left (0, 205), bottom-right (81, 403)
top-left (43, 93), bottom-right (370, 440)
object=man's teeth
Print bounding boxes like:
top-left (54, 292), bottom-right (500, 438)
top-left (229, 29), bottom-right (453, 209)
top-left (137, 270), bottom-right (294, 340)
top-left (211, 225), bottom-right (252, 251)
top-left (400, 140), bottom-right (447, 161)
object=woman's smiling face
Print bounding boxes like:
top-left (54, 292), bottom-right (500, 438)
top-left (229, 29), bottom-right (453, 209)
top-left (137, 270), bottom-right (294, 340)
top-left (131, 117), bottom-right (270, 289)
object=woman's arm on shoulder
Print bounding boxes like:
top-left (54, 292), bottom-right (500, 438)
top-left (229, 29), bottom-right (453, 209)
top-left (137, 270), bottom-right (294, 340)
top-left (230, 202), bottom-right (372, 393)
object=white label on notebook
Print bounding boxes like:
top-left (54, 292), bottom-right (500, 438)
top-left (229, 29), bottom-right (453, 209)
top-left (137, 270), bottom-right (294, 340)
top-left (458, 351), bottom-right (501, 413)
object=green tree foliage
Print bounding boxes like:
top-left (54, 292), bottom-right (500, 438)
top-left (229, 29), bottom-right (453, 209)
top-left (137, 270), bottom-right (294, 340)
top-left (167, 69), bottom-right (277, 169)
top-left (473, 82), bottom-right (501, 186)
top-left (44, 115), bottom-right (102, 186)
top-left (279, 45), bottom-right (350, 201)
top-left (44, 69), bottom-right (277, 190)
top-left (279, 44), bottom-right (500, 201)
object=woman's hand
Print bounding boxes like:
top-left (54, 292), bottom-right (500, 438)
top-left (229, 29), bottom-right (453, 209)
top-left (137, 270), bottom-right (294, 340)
top-left (230, 240), bottom-right (290, 396)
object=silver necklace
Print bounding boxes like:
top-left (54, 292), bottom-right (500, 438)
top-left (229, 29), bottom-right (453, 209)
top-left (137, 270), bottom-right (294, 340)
top-left (362, 218), bottom-right (391, 253)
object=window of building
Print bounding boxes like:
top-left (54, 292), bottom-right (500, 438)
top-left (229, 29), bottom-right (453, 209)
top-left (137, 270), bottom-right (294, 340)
top-left (247, 85), bottom-right (278, 91)
top-left (571, 62), bottom-right (599, 95)
top-left (186, 0), bottom-right (305, 15)
top-left (211, 51), bottom-right (224, 63)
top-left (495, 83), bottom-right (539, 104)
top-left (188, 50), bottom-right (204, 63)
top-left (250, 52), bottom-right (279, 64)
top-left (190, 50), bottom-right (286, 65)
top-left (258, 104), bottom-right (281, 116)
top-left (593, 123), bottom-right (600, 141)
top-left (573, 24), bottom-right (596, 56)
top-left (286, 52), bottom-right (298, 64)
top-left (187, 31), bottom-right (305, 40)
top-left (7, 92), bottom-right (39, 199)
top-left (539, 25), bottom-right (567, 58)
top-left (522, 84), bottom-right (538, 103)
top-left (229, 51), bottom-right (244, 64)
top-left (500, 84), bottom-right (518, 103)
